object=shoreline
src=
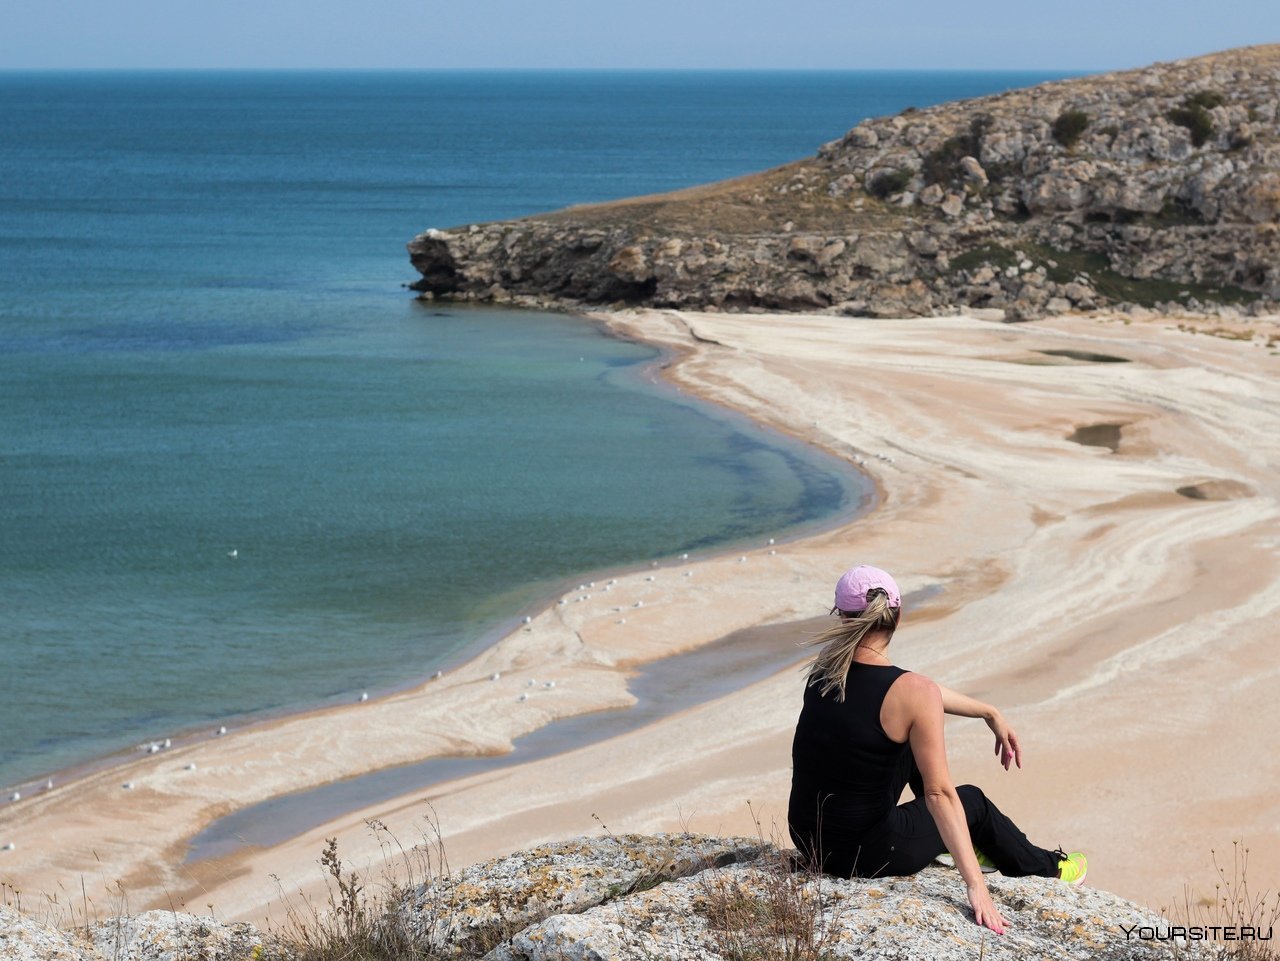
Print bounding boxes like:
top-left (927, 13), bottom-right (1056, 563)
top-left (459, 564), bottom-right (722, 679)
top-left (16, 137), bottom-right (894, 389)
top-left (3, 305), bottom-right (1277, 931)
top-left (0, 308), bottom-right (881, 924)
top-left (0, 322), bottom-right (872, 804)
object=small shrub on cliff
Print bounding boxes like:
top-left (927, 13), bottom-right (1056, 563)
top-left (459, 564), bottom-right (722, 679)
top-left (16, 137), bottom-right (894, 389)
top-left (922, 135), bottom-right (972, 185)
top-left (866, 168), bottom-right (912, 199)
top-left (1052, 109), bottom-right (1090, 148)
top-left (1186, 90), bottom-right (1225, 111)
top-left (921, 115), bottom-right (992, 186)
top-left (1168, 95), bottom-right (1217, 147)
top-left (921, 114), bottom-right (998, 185)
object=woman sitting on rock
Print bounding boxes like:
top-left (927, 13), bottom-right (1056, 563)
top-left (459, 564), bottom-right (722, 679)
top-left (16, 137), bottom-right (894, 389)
top-left (787, 564), bottom-right (1087, 935)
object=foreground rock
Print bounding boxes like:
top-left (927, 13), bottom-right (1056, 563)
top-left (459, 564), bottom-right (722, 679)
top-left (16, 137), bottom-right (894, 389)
top-left (489, 859), bottom-right (1207, 961)
top-left (392, 832), bottom-right (769, 956)
top-left (0, 905), bottom-right (96, 961)
top-left (2, 834), bottom-right (1219, 959)
top-left (83, 911), bottom-right (267, 961)
top-left (408, 44), bottom-right (1280, 320)
top-left (0, 905), bottom-right (264, 961)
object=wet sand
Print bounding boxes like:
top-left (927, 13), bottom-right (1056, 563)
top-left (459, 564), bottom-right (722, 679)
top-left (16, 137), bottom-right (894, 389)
top-left (2, 307), bottom-right (1277, 931)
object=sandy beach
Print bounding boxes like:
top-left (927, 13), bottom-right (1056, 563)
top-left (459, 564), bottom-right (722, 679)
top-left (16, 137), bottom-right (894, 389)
top-left (3, 306), bottom-right (1278, 932)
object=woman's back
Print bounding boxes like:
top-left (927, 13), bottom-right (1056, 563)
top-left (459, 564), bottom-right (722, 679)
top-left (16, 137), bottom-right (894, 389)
top-left (788, 662), bottom-right (912, 840)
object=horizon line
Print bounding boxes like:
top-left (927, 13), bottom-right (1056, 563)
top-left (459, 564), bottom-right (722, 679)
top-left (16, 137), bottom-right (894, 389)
top-left (0, 65), bottom-right (1097, 75)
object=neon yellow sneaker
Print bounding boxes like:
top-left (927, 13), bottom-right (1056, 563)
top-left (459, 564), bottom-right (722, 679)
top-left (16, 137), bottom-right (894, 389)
top-left (1056, 850), bottom-right (1088, 885)
top-left (935, 848), bottom-right (998, 874)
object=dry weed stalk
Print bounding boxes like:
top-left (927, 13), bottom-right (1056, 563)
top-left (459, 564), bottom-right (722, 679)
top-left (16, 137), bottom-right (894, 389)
top-left (1162, 840), bottom-right (1279, 960)
top-left (266, 807), bottom-right (452, 961)
top-left (694, 804), bottom-right (839, 961)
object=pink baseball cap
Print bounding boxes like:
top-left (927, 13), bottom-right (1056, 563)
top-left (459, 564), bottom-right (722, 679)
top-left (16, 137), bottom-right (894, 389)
top-left (834, 565), bottom-right (901, 613)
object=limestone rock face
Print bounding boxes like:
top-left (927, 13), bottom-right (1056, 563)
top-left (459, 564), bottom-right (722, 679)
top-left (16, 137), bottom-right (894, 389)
top-left (0, 905), bottom-right (96, 961)
top-left (0, 835), bottom-right (1226, 960)
top-left (392, 832), bottom-right (768, 957)
top-left (83, 911), bottom-right (267, 961)
top-left (408, 44), bottom-right (1280, 320)
top-left (486, 861), bottom-right (1204, 961)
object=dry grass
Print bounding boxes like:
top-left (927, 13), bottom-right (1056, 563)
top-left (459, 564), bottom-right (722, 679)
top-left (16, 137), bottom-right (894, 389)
top-left (264, 812), bottom-right (455, 961)
top-left (693, 807), bottom-right (840, 961)
top-left (264, 807), bottom-right (548, 961)
top-left (2, 853), bottom-right (157, 960)
top-left (1162, 841), bottom-right (1279, 960)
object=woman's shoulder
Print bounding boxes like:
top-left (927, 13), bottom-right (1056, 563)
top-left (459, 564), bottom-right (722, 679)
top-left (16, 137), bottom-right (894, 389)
top-left (884, 669), bottom-right (941, 706)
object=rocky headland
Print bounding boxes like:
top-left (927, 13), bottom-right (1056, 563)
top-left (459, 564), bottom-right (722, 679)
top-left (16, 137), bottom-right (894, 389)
top-left (1, 834), bottom-right (1218, 960)
top-left (408, 45), bottom-right (1280, 320)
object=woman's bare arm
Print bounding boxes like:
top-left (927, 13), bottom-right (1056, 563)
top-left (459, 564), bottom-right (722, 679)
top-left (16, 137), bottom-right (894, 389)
top-left (936, 683), bottom-right (993, 719)
top-left (936, 682), bottom-right (1022, 771)
top-left (900, 674), bottom-right (1009, 934)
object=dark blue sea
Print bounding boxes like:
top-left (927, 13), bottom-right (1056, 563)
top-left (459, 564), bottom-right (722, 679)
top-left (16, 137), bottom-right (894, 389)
top-left (0, 70), bottom-right (1070, 790)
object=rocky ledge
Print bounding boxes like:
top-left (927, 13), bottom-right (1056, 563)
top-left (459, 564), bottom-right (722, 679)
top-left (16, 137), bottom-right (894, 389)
top-left (2, 833), bottom-right (1216, 960)
top-left (408, 45), bottom-right (1280, 320)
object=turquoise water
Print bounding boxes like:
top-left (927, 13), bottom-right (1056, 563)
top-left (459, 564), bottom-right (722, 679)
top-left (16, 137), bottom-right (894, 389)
top-left (0, 70), bottom-right (1069, 790)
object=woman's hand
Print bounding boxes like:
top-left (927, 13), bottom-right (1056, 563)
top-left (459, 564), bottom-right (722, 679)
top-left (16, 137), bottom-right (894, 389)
top-left (985, 710), bottom-right (1022, 770)
top-left (967, 882), bottom-right (1009, 934)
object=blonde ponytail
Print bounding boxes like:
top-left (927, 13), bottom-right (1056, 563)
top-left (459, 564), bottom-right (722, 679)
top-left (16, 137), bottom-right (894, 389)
top-left (802, 591), bottom-right (899, 702)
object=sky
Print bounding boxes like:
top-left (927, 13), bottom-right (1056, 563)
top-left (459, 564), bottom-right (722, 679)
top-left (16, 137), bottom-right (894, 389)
top-left (1, 0), bottom-right (1277, 71)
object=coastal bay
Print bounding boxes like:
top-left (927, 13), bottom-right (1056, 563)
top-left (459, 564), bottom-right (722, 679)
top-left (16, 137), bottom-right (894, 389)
top-left (1, 70), bottom-right (1053, 795)
top-left (4, 61), bottom-right (1278, 951)
top-left (5, 304), bottom-right (1276, 930)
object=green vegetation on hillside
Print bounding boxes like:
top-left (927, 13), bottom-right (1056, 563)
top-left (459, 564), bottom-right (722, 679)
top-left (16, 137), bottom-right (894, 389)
top-left (950, 243), bottom-right (1260, 307)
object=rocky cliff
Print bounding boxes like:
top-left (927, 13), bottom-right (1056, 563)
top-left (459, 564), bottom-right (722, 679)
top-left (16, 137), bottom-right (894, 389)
top-left (408, 45), bottom-right (1280, 320)
top-left (1, 834), bottom-right (1219, 960)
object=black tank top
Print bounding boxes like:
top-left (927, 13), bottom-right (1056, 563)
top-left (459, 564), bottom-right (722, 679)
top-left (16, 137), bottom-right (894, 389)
top-left (788, 662), bottom-right (911, 839)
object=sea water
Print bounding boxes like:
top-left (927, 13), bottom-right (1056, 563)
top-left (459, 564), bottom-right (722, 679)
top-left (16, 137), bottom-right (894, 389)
top-left (0, 70), bottom-right (1070, 790)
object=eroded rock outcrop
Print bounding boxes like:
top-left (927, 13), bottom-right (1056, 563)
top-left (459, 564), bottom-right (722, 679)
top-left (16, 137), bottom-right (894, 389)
top-left (83, 911), bottom-right (267, 961)
top-left (0, 904), bottom-right (97, 961)
top-left (393, 832), bottom-right (769, 957)
top-left (489, 860), bottom-right (1205, 961)
top-left (0, 834), bottom-right (1221, 960)
top-left (0, 905), bottom-right (264, 961)
top-left (408, 45), bottom-right (1280, 320)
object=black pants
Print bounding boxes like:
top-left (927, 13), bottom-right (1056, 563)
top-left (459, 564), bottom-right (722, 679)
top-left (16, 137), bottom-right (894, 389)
top-left (791, 748), bottom-right (1060, 880)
